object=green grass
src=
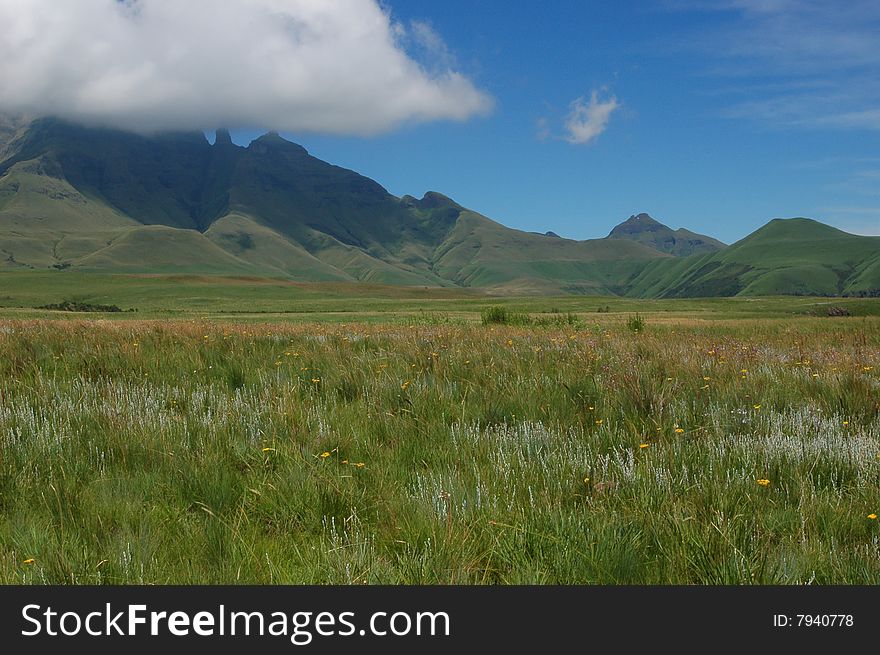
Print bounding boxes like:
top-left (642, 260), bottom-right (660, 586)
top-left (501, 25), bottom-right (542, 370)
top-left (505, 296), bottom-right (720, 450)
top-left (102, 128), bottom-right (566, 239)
top-left (0, 307), bottom-right (877, 584)
top-left (2, 271), bottom-right (880, 321)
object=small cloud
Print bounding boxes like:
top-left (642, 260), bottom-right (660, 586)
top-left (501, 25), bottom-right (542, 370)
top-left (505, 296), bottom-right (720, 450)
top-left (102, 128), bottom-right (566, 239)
top-left (535, 116), bottom-right (551, 141)
top-left (564, 90), bottom-right (620, 145)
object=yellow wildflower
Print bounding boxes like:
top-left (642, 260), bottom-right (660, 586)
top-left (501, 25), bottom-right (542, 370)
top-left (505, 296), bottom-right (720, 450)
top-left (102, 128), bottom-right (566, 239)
top-left (757, 479), bottom-right (770, 487)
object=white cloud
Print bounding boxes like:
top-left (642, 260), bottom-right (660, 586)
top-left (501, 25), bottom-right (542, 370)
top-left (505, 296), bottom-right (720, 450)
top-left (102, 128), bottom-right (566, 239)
top-left (0, 0), bottom-right (493, 135)
top-left (563, 91), bottom-right (619, 145)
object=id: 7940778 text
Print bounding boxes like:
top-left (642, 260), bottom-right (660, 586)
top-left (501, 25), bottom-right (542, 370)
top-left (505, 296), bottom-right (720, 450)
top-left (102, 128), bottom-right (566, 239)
top-left (772, 614), bottom-right (853, 628)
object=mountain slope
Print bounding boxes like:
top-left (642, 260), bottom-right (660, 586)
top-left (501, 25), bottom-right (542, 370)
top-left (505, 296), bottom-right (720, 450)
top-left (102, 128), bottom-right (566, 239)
top-left (433, 209), bottom-right (665, 294)
top-left (0, 114), bottom-right (32, 162)
top-left (607, 213), bottom-right (726, 256)
top-left (629, 218), bottom-right (880, 297)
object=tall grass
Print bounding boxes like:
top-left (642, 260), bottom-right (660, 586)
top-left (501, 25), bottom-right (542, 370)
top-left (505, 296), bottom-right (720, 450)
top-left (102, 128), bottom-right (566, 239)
top-left (0, 317), bottom-right (877, 583)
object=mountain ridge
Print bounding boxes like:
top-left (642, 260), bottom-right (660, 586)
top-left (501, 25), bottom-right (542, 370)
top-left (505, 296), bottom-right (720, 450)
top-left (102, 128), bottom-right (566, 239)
top-left (0, 118), bottom-right (877, 297)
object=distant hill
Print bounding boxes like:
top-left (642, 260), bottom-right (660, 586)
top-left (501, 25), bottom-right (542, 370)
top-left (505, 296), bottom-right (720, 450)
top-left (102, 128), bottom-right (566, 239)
top-left (628, 218), bottom-right (880, 297)
top-left (0, 117), bottom-right (876, 297)
top-left (607, 212), bottom-right (725, 256)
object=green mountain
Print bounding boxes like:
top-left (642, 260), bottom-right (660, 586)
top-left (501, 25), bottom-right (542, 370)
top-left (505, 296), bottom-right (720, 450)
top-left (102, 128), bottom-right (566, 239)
top-left (628, 218), bottom-right (880, 297)
top-left (607, 212), bottom-right (725, 256)
top-left (0, 117), bottom-right (877, 297)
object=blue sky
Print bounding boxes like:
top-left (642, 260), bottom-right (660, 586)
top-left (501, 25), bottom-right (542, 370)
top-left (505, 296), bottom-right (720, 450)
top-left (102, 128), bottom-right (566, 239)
top-left (222, 0), bottom-right (880, 243)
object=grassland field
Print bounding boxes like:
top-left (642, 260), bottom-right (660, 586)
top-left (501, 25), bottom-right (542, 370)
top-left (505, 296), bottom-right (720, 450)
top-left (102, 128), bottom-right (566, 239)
top-left (0, 271), bottom-right (878, 583)
top-left (2, 271), bottom-right (880, 321)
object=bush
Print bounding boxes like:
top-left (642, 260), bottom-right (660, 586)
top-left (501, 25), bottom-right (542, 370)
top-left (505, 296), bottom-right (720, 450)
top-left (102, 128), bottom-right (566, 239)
top-left (534, 312), bottom-right (582, 328)
top-left (626, 313), bottom-right (646, 333)
top-left (484, 305), bottom-right (537, 326)
top-left (37, 300), bottom-right (124, 313)
top-left (481, 305), bottom-right (512, 325)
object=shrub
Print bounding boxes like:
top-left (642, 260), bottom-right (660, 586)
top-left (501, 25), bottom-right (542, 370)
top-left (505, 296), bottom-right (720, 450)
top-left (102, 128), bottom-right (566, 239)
top-left (481, 305), bottom-right (511, 325)
top-left (626, 313), bottom-right (646, 333)
top-left (37, 300), bottom-right (124, 313)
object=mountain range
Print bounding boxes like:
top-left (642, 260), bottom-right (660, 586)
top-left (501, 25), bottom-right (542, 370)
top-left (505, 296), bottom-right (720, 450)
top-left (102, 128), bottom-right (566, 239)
top-left (0, 116), bottom-right (877, 297)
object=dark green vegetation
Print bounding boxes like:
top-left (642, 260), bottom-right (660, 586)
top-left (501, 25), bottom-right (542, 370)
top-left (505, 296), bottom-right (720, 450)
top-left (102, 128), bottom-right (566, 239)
top-left (1, 316), bottom-right (877, 584)
top-left (1, 116), bottom-right (877, 297)
top-left (36, 300), bottom-right (126, 313)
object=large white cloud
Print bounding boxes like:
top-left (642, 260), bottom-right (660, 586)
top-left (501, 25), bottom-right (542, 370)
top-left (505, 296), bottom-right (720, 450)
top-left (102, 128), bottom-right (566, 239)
top-left (0, 0), bottom-right (493, 135)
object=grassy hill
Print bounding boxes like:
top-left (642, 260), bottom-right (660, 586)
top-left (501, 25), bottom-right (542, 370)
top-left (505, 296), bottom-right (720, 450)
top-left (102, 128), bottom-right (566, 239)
top-left (629, 219), bottom-right (880, 297)
top-left (433, 209), bottom-right (665, 293)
